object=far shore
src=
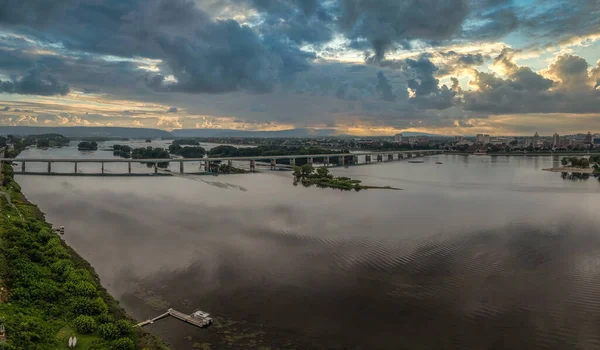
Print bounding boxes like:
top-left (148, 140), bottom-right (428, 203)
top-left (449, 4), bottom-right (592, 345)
top-left (447, 152), bottom-right (600, 156)
top-left (542, 167), bottom-right (594, 174)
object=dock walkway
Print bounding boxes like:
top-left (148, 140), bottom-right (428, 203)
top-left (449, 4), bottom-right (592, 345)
top-left (135, 309), bottom-right (212, 328)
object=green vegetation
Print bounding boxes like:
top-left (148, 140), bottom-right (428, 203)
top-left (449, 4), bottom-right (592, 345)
top-left (168, 144), bottom-right (206, 158)
top-left (0, 162), bottom-right (169, 349)
top-left (218, 163), bottom-right (247, 174)
top-left (131, 147), bottom-right (170, 168)
top-left (113, 145), bottom-right (133, 159)
top-left (292, 165), bottom-right (400, 191)
top-left (35, 135), bottom-right (70, 149)
top-left (77, 141), bottom-right (98, 151)
top-left (2, 134), bottom-right (70, 157)
top-left (561, 156), bottom-right (591, 168)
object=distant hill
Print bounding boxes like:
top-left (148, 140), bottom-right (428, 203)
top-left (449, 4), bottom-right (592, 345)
top-left (171, 128), bottom-right (340, 138)
top-left (0, 126), bottom-right (172, 138)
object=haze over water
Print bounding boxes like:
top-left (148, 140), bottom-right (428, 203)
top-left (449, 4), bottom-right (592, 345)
top-left (15, 147), bottom-right (600, 349)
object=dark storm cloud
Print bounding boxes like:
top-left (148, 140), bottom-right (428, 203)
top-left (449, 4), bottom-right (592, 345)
top-left (520, 0), bottom-right (600, 47)
top-left (338, 0), bottom-right (470, 60)
top-left (0, 66), bottom-right (70, 96)
top-left (376, 72), bottom-right (396, 102)
top-left (0, 0), bottom-right (316, 94)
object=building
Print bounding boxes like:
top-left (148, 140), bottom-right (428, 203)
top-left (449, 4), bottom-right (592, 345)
top-left (394, 133), bottom-right (403, 143)
top-left (483, 134), bottom-right (490, 145)
top-left (476, 134), bottom-right (484, 144)
top-left (585, 132), bottom-right (593, 144)
top-left (552, 133), bottom-right (560, 147)
top-left (455, 135), bottom-right (463, 143)
top-left (534, 132), bottom-right (539, 141)
top-left (417, 136), bottom-right (430, 145)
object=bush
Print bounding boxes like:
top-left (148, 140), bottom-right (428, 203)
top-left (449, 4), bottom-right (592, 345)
top-left (115, 320), bottom-right (132, 336)
top-left (99, 323), bottom-right (120, 340)
top-left (96, 312), bottom-right (114, 324)
top-left (112, 337), bottom-right (135, 350)
top-left (73, 315), bottom-right (96, 334)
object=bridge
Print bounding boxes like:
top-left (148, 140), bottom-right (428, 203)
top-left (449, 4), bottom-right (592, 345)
top-left (0, 150), bottom-right (443, 176)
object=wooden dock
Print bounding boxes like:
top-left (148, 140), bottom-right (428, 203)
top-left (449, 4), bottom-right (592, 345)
top-left (168, 309), bottom-right (211, 328)
top-left (135, 309), bottom-right (212, 328)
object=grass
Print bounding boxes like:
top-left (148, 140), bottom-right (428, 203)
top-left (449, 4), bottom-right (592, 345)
top-left (55, 326), bottom-right (105, 350)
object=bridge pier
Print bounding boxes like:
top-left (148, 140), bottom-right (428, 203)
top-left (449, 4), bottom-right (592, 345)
top-left (180, 162), bottom-right (184, 174)
top-left (21, 161), bottom-right (25, 173)
top-left (250, 160), bottom-right (256, 172)
top-left (128, 162), bottom-right (132, 174)
top-left (101, 162), bottom-right (104, 174)
top-left (324, 157), bottom-right (329, 166)
top-left (74, 162), bottom-right (78, 174)
top-left (307, 157), bottom-right (313, 167)
top-left (47, 161), bottom-right (52, 174)
top-left (154, 162), bottom-right (158, 174)
top-left (398, 154), bottom-right (403, 160)
top-left (388, 154), bottom-right (393, 161)
top-left (339, 156), bottom-right (345, 166)
top-left (228, 160), bottom-right (233, 167)
top-left (352, 155), bottom-right (359, 164)
top-left (290, 158), bottom-right (296, 167)
top-left (377, 154), bottom-right (383, 162)
top-left (366, 155), bottom-right (371, 163)
top-left (204, 161), bottom-right (210, 172)
top-left (270, 159), bottom-right (276, 170)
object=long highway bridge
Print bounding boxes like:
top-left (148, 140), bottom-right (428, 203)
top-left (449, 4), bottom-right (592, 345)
top-left (0, 150), bottom-right (443, 175)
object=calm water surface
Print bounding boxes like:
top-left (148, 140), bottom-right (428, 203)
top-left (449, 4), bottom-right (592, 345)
top-left (14, 151), bottom-right (600, 349)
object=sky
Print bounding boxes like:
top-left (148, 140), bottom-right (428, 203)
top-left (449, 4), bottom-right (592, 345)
top-left (0, 0), bottom-right (599, 136)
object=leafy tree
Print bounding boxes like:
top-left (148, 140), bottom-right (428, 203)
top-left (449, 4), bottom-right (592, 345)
top-left (561, 157), bottom-right (568, 166)
top-left (316, 167), bottom-right (330, 178)
top-left (77, 141), bottom-right (98, 151)
top-left (301, 164), bottom-right (313, 176)
top-left (112, 337), bottom-right (135, 350)
top-left (73, 315), bottom-right (96, 334)
top-left (99, 323), bottom-right (120, 340)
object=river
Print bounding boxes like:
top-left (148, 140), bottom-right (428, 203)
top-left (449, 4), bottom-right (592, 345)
top-left (13, 145), bottom-right (600, 349)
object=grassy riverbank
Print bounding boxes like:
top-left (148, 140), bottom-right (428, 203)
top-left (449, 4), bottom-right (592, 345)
top-left (0, 163), bottom-right (170, 349)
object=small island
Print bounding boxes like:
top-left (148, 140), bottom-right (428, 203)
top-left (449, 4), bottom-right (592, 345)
top-left (544, 156), bottom-right (600, 181)
top-left (293, 165), bottom-right (401, 191)
top-left (77, 141), bottom-right (98, 151)
top-left (168, 144), bottom-right (206, 158)
top-left (113, 144), bottom-right (132, 158)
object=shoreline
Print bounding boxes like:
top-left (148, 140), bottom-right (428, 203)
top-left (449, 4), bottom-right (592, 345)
top-left (0, 161), bottom-right (170, 349)
top-left (446, 152), bottom-right (600, 156)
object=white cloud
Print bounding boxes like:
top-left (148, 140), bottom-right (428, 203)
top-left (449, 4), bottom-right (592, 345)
top-left (156, 116), bottom-right (182, 130)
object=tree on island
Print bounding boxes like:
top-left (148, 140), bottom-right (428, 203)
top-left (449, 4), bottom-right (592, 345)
top-left (169, 144), bottom-right (206, 158)
top-left (78, 141), bottom-right (98, 151)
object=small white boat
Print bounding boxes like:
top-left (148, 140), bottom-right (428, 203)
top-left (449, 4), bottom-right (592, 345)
top-left (408, 160), bottom-right (424, 164)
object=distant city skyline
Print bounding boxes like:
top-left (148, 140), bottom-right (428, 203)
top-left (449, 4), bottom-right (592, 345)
top-left (0, 0), bottom-right (599, 136)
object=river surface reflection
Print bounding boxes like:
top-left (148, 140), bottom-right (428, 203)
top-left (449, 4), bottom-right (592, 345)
top-left (14, 152), bottom-right (600, 349)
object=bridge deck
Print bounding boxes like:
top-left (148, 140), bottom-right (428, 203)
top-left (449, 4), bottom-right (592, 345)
top-left (0, 150), bottom-right (440, 163)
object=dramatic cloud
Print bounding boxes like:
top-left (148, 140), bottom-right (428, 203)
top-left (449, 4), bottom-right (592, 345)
top-left (0, 0), bottom-right (599, 134)
top-left (339, 0), bottom-right (470, 60)
top-left (376, 72), bottom-right (396, 102)
top-left (0, 66), bottom-right (70, 96)
top-left (464, 52), bottom-right (600, 114)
